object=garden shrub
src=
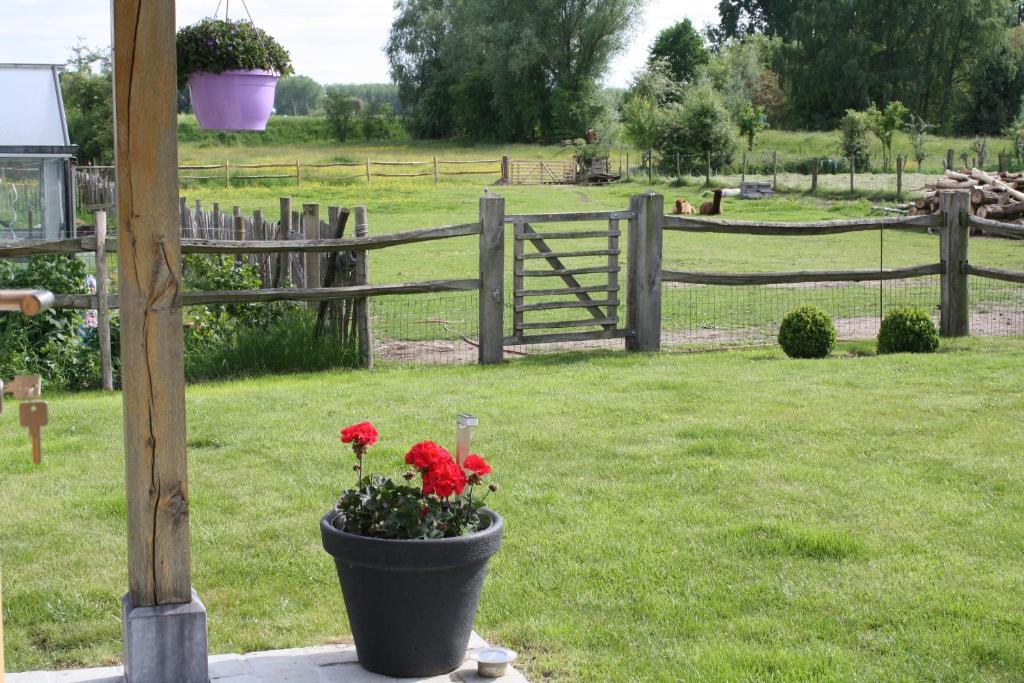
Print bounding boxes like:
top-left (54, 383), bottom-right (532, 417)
top-left (0, 256), bottom-right (89, 388)
top-left (877, 307), bottom-right (939, 354)
top-left (778, 305), bottom-right (836, 359)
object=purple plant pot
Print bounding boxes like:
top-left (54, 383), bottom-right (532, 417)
top-left (188, 69), bottom-right (279, 131)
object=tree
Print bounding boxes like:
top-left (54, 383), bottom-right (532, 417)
top-left (703, 35), bottom-right (784, 121)
top-left (648, 20), bottom-right (709, 84)
top-left (866, 101), bottom-right (909, 170)
top-left (655, 83), bottom-right (737, 177)
top-left (839, 109), bottom-right (871, 170)
top-left (60, 42), bottom-right (113, 164)
top-left (386, 0), bottom-right (643, 142)
top-left (324, 90), bottom-right (360, 142)
top-left (904, 115), bottom-right (934, 170)
top-left (274, 75), bottom-right (324, 116)
top-left (737, 103), bottom-right (768, 150)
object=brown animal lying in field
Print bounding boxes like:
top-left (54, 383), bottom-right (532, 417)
top-left (673, 199), bottom-right (695, 215)
top-left (699, 190), bottom-right (723, 216)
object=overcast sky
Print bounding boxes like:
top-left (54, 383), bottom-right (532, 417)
top-left (0, 0), bottom-right (718, 87)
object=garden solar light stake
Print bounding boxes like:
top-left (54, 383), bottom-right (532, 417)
top-left (456, 413), bottom-right (479, 465)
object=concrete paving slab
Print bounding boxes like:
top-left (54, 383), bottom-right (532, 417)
top-left (7, 632), bottom-right (527, 683)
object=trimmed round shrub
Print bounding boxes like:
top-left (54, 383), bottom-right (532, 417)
top-left (877, 307), bottom-right (939, 354)
top-left (778, 305), bottom-right (836, 359)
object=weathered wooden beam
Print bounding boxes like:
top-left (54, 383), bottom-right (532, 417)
top-left (479, 196), bottom-right (505, 364)
top-left (965, 264), bottom-right (1024, 285)
top-left (518, 223), bottom-right (610, 322)
top-left (516, 284), bottom-right (619, 297)
top-left (662, 214), bottom-right (940, 235)
top-left (95, 211), bottom-right (114, 391)
top-left (113, 0), bottom-right (191, 608)
top-left (516, 299), bottom-right (619, 312)
top-left (939, 191), bottom-right (970, 337)
top-left (503, 328), bottom-right (630, 346)
top-left (180, 223), bottom-right (481, 254)
top-left (662, 264), bottom-right (944, 286)
top-left (513, 229), bottom-right (620, 240)
top-left (966, 218), bottom-right (1024, 241)
top-left (51, 280), bottom-right (481, 309)
top-left (505, 210), bottom-right (635, 223)
top-left (518, 317), bottom-right (618, 330)
top-left (626, 193), bottom-right (663, 352)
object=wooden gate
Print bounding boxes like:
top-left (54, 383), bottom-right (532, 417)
top-left (508, 159), bottom-right (577, 185)
top-left (505, 210), bottom-right (634, 345)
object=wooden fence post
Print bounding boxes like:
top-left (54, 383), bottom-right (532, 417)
top-left (939, 190), bottom-right (970, 337)
top-left (742, 151), bottom-right (747, 183)
top-left (433, 156), bottom-right (440, 185)
top-left (365, 158), bottom-right (371, 183)
top-left (675, 152), bottom-right (680, 178)
top-left (625, 151), bottom-right (630, 180)
top-left (303, 203), bottom-right (321, 292)
top-left (945, 149), bottom-right (955, 171)
top-left (772, 150), bottom-right (778, 189)
top-left (811, 159), bottom-right (819, 193)
top-left (626, 193), bottom-right (664, 352)
top-left (501, 155), bottom-right (510, 184)
top-left (224, 160), bottom-right (230, 187)
top-left (478, 194), bottom-right (505, 364)
top-left (896, 155), bottom-right (904, 201)
top-left (95, 210), bottom-right (114, 392)
top-left (295, 160), bottom-right (301, 188)
top-left (705, 150), bottom-right (711, 185)
top-left (273, 197), bottom-right (292, 288)
top-left (849, 158), bottom-right (855, 192)
top-left (234, 215), bottom-right (245, 264)
top-left (212, 202), bottom-right (221, 239)
top-left (353, 206), bottom-right (373, 369)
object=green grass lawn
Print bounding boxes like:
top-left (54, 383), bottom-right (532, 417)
top-left (2, 338), bottom-right (1023, 681)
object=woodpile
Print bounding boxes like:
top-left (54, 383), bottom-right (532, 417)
top-left (906, 168), bottom-right (1024, 225)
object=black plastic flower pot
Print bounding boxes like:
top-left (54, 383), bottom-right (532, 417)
top-left (320, 508), bottom-right (504, 677)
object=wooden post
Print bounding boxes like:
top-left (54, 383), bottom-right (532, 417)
top-left (95, 210), bottom-right (114, 391)
top-left (625, 151), bottom-right (630, 180)
top-left (648, 149), bottom-right (653, 183)
top-left (234, 215), bottom-right (245, 264)
top-left (811, 159), bottom-right (819, 193)
top-left (303, 203), bottom-right (321, 292)
top-left (211, 202), bottom-right (221, 239)
top-left (295, 159), bottom-right (301, 187)
top-left (626, 193), bottom-right (663, 352)
top-left (849, 157), bottom-right (855, 192)
top-left (178, 196), bottom-right (188, 237)
top-left (478, 194), bottom-right (505, 364)
top-left (253, 209), bottom-right (265, 284)
top-left (113, 0), bottom-right (192, 608)
top-left (742, 151), bottom-right (747, 183)
top-left (896, 155), bottom-right (904, 201)
top-left (501, 155), bottom-right (510, 184)
top-left (946, 149), bottom-right (955, 171)
top-left (224, 160), bottom-right (230, 187)
top-left (705, 150), bottom-right (711, 185)
top-left (433, 156), bottom-right (439, 185)
top-left (939, 190), bottom-right (970, 337)
top-left (675, 152), bottom-right (680, 178)
top-left (365, 158), bottom-right (371, 183)
top-left (772, 150), bottom-right (778, 189)
top-left (273, 197), bottom-right (291, 288)
top-left (353, 206), bottom-right (373, 369)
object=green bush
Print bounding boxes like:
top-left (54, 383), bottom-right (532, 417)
top-left (778, 305), bottom-right (836, 359)
top-left (877, 307), bottom-right (939, 354)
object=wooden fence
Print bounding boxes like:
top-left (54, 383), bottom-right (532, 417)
top-left (76, 155), bottom-right (588, 189)
top-left (0, 190), bottom-right (1019, 383)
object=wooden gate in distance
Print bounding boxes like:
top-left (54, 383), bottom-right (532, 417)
top-left (505, 210), bottom-right (634, 346)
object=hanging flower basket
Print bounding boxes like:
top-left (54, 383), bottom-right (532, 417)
top-left (177, 18), bottom-right (293, 131)
top-left (321, 423), bottom-right (504, 677)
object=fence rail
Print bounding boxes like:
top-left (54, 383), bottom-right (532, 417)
top-left (662, 263), bottom-right (945, 286)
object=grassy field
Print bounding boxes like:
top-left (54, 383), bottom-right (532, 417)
top-left (1, 338), bottom-right (1022, 680)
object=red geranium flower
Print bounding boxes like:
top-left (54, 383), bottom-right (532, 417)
top-left (463, 454), bottom-right (491, 477)
top-left (405, 440), bottom-right (450, 471)
top-left (341, 422), bottom-right (378, 447)
top-left (422, 457), bottom-right (467, 498)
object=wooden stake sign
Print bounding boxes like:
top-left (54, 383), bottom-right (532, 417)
top-left (19, 401), bottom-right (48, 465)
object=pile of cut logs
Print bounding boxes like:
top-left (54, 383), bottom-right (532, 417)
top-left (909, 169), bottom-right (1024, 222)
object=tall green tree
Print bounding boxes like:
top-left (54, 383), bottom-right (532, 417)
top-left (274, 75), bottom-right (324, 116)
top-left (648, 20), bottom-right (709, 84)
top-left (386, 0), bottom-right (642, 142)
top-left (60, 43), bottom-right (113, 164)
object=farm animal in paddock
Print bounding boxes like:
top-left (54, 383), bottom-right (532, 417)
top-left (673, 199), bottom-right (696, 215)
top-left (699, 189), bottom-right (724, 216)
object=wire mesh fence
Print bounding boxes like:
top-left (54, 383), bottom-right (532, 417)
top-left (968, 277), bottom-right (1024, 337)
